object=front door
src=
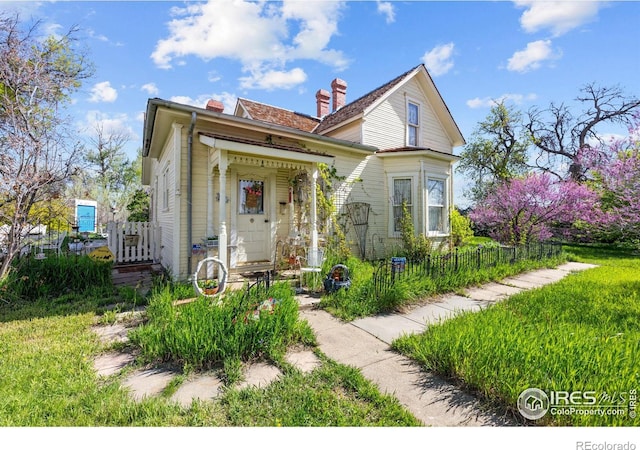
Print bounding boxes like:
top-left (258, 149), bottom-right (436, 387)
top-left (236, 177), bottom-right (270, 263)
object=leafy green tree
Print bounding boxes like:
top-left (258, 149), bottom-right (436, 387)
top-left (456, 101), bottom-right (529, 202)
top-left (398, 201), bottom-right (433, 261)
top-left (450, 207), bottom-right (474, 248)
top-left (0, 14), bottom-right (93, 279)
top-left (126, 189), bottom-right (150, 222)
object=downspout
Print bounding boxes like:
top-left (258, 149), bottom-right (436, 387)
top-left (420, 160), bottom-right (425, 236)
top-left (187, 111), bottom-right (196, 277)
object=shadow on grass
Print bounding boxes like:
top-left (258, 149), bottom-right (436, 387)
top-left (563, 242), bottom-right (640, 266)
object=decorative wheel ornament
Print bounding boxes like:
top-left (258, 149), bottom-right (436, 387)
top-left (193, 257), bottom-right (228, 298)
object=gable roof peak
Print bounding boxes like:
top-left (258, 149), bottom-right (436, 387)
top-left (314, 64), bottom-right (422, 134)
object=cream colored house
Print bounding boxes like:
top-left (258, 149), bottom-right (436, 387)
top-left (141, 64), bottom-right (464, 280)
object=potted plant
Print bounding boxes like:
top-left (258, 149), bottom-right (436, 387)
top-left (124, 234), bottom-right (139, 247)
top-left (199, 279), bottom-right (218, 295)
top-left (205, 235), bottom-right (219, 248)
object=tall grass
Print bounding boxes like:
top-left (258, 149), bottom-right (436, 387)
top-left (321, 254), bottom-right (565, 321)
top-left (0, 255), bottom-right (113, 301)
top-left (130, 282), bottom-right (315, 377)
top-left (394, 245), bottom-right (640, 426)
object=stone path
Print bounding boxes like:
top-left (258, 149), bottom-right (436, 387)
top-left (91, 261), bottom-right (597, 423)
top-left (300, 261), bottom-right (597, 426)
top-left (92, 318), bottom-right (322, 407)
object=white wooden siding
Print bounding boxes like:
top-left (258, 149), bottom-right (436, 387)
top-left (329, 150), bottom-right (387, 259)
top-left (363, 78), bottom-right (452, 153)
top-left (153, 124), bottom-right (182, 277)
top-left (324, 120), bottom-right (362, 143)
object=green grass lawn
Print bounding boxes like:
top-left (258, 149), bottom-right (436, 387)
top-left (393, 243), bottom-right (640, 426)
top-left (0, 276), bottom-right (420, 426)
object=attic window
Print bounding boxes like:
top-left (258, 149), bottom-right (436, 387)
top-left (407, 101), bottom-right (420, 146)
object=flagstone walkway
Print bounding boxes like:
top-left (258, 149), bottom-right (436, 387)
top-left (91, 261), bottom-right (597, 424)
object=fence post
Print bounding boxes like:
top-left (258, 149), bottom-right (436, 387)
top-left (454, 248), bottom-right (459, 272)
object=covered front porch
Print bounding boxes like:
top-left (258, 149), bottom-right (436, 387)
top-left (196, 133), bottom-right (334, 276)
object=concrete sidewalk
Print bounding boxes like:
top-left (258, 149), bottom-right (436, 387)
top-left (299, 262), bottom-right (597, 426)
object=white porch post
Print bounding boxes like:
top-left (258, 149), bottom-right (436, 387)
top-left (207, 148), bottom-right (215, 239)
top-left (218, 150), bottom-right (228, 269)
top-left (310, 164), bottom-right (319, 253)
top-left (207, 149), bottom-right (215, 277)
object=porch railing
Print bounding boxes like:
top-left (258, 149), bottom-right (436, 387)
top-left (107, 221), bottom-right (161, 264)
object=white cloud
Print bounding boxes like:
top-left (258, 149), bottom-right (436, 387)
top-left (81, 111), bottom-right (137, 141)
top-left (421, 43), bottom-right (455, 77)
top-left (151, 0), bottom-right (347, 90)
top-left (88, 81), bottom-right (118, 103)
top-left (86, 28), bottom-right (109, 43)
top-left (514, 0), bottom-right (603, 37)
top-left (207, 71), bottom-right (221, 83)
top-left (377, 1), bottom-right (395, 24)
top-left (141, 83), bottom-right (159, 96)
top-left (506, 40), bottom-right (561, 73)
top-left (466, 93), bottom-right (538, 109)
top-left (152, 1), bottom-right (286, 69)
top-left (169, 92), bottom-right (238, 114)
top-left (0, 1), bottom-right (42, 16)
top-left (41, 22), bottom-right (63, 40)
top-left (239, 67), bottom-right (307, 91)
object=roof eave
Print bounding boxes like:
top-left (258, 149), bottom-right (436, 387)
top-left (143, 98), bottom-right (377, 157)
top-left (376, 148), bottom-right (460, 162)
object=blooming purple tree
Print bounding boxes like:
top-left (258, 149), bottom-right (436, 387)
top-left (585, 120), bottom-right (640, 244)
top-left (470, 173), bottom-right (599, 245)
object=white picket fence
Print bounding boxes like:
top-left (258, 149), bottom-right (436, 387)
top-left (107, 221), bottom-right (161, 264)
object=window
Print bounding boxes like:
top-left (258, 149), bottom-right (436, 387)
top-left (427, 178), bottom-right (446, 234)
top-left (392, 177), bottom-right (413, 233)
top-left (407, 101), bottom-right (419, 146)
top-left (239, 179), bottom-right (264, 214)
top-left (162, 165), bottom-right (170, 211)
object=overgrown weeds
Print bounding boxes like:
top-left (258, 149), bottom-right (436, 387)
top-left (0, 255), bottom-right (113, 302)
top-left (129, 282), bottom-right (315, 380)
top-left (321, 252), bottom-right (565, 321)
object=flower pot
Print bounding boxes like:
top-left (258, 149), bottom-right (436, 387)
top-left (124, 234), bottom-right (139, 247)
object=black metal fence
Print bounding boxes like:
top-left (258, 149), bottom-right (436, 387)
top-left (373, 242), bottom-right (563, 297)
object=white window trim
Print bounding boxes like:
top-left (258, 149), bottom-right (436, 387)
top-left (425, 174), bottom-right (449, 237)
top-left (162, 161), bottom-right (171, 212)
top-left (406, 98), bottom-right (421, 147)
top-left (387, 173), bottom-right (418, 238)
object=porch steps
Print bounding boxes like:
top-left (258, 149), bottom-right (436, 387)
top-left (111, 262), bottom-right (164, 294)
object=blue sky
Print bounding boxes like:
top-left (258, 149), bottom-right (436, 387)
top-left (3, 0), bottom-right (640, 206)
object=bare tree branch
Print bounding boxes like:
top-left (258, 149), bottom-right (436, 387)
top-left (526, 83), bottom-right (640, 181)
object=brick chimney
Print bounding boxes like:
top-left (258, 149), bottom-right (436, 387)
top-left (316, 89), bottom-right (330, 118)
top-left (205, 99), bottom-right (224, 113)
top-left (331, 78), bottom-right (347, 112)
